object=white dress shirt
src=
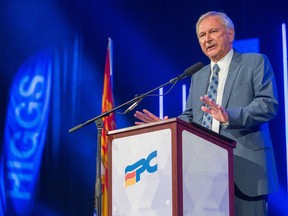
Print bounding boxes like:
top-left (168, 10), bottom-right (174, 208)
top-left (210, 49), bottom-right (234, 133)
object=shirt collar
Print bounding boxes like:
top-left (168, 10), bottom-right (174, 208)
top-left (211, 49), bottom-right (234, 72)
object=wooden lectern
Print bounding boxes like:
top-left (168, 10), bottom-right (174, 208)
top-left (107, 118), bottom-right (236, 216)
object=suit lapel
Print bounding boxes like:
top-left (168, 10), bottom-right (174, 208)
top-left (197, 65), bottom-right (211, 96)
top-left (193, 65), bottom-right (211, 123)
top-left (222, 51), bottom-right (242, 108)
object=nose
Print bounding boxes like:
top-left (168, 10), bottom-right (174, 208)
top-left (200, 34), bottom-right (212, 44)
top-left (205, 33), bottom-right (213, 42)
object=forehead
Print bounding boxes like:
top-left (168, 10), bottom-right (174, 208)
top-left (198, 16), bottom-right (225, 32)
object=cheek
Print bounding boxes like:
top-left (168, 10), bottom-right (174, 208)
top-left (199, 41), bottom-right (205, 50)
top-left (200, 46), bottom-right (207, 54)
top-left (218, 36), bottom-right (229, 48)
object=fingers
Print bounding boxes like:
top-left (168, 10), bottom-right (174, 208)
top-left (134, 111), bottom-right (148, 122)
top-left (163, 116), bottom-right (169, 120)
top-left (200, 95), bottom-right (217, 109)
top-left (134, 109), bottom-right (161, 124)
top-left (201, 105), bottom-right (210, 113)
top-left (200, 95), bottom-right (229, 123)
top-left (142, 109), bottom-right (159, 120)
top-left (134, 109), bottom-right (168, 124)
top-left (200, 95), bottom-right (217, 114)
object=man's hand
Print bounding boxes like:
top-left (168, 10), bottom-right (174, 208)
top-left (134, 109), bottom-right (169, 125)
top-left (200, 95), bottom-right (229, 123)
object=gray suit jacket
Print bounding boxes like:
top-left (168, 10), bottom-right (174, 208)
top-left (179, 50), bottom-right (279, 197)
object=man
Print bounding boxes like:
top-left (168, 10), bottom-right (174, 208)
top-left (134, 11), bottom-right (279, 215)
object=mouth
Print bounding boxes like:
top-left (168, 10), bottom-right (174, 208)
top-left (207, 44), bottom-right (216, 51)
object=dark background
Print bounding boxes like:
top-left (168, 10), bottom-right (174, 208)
top-left (1, 0), bottom-right (288, 215)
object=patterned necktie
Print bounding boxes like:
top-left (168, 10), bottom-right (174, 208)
top-left (201, 64), bottom-right (220, 129)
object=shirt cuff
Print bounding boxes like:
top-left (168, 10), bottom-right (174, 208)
top-left (221, 122), bottom-right (229, 127)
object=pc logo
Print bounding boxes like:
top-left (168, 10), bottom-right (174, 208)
top-left (125, 150), bottom-right (158, 188)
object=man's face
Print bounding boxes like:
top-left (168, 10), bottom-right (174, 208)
top-left (197, 16), bottom-right (234, 62)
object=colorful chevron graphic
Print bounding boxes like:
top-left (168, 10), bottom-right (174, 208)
top-left (125, 150), bottom-right (158, 188)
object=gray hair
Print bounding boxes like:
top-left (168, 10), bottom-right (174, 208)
top-left (196, 11), bottom-right (235, 37)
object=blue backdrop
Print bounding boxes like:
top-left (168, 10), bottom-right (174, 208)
top-left (0, 0), bottom-right (287, 215)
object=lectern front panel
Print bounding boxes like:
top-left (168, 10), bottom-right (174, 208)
top-left (111, 129), bottom-right (173, 216)
top-left (182, 130), bottom-right (229, 216)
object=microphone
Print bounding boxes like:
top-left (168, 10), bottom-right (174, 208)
top-left (176, 62), bottom-right (204, 80)
top-left (124, 97), bottom-right (143, 113)
top-left (124, 62), bottom-right (204, 114)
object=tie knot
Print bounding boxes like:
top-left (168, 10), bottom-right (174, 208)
top-left (213, 64), bottom-right (220, 73)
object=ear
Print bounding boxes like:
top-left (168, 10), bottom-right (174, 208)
top-left (228, 28), bottom-right (235, 42)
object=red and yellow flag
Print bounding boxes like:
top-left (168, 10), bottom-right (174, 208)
top-left (101, 38), bottom-right (116, 216)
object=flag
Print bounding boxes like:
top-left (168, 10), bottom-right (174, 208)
top-left (101, 38), bottom-right (116, 216)
top-left (0, 49), bottom-right (52, 215)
